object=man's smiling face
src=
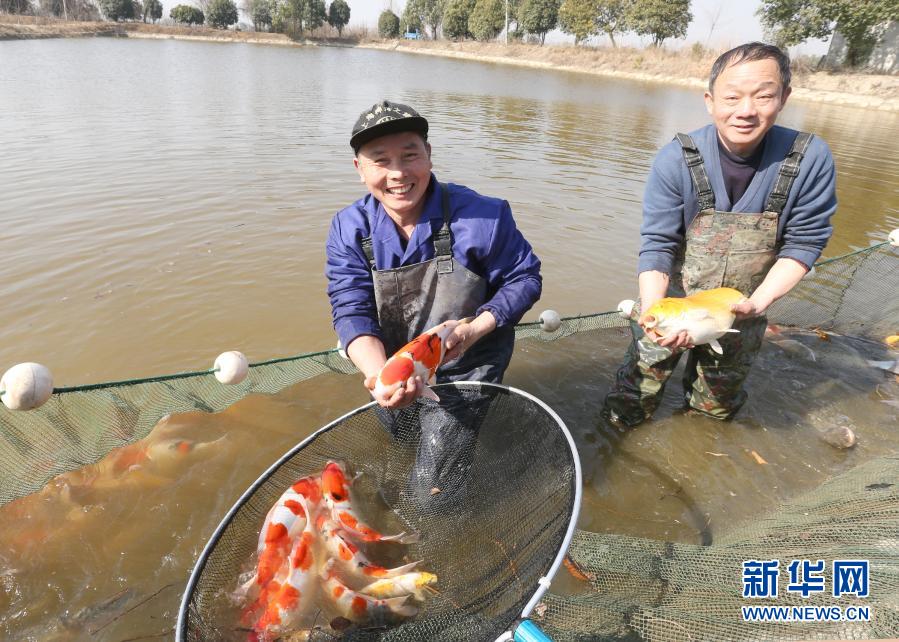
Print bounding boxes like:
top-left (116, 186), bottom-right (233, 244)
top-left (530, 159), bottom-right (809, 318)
top-left (705, 57), bottom-right (791, 157)
top-left (354, 131), bottom-right (433, 222)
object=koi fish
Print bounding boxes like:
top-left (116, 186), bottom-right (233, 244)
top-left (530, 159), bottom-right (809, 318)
top-left (320, 559), bottom-right (418, 623)
top-left (631, 287), bottom-right (747, 355)
top-left (253, 495), bottom-right (318, 640)
top-left (236, 475), bottom-right (321, 603)
top-left (359, 572), bottom-right (438, 601)
top-left (317, 513), bottom-right (419, 584)
top-left (321, 461), bottom-right (412, 543)
top-left (373, 318), bottom-right (471, 403)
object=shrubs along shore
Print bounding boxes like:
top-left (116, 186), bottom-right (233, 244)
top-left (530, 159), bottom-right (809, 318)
top-left (1, 17), bottom-right (896, 112)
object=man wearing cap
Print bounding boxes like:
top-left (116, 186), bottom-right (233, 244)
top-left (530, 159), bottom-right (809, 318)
top-left (603, 42), bottom-right (837, 427)
top-left (325, 101), bottom-right (541, 500)
top-left (326, 99), bottom-right (541, 402)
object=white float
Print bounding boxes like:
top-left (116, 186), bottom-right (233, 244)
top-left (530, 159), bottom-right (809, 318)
top-left (336, 340), bottom-right (348, 359)
top-left (539, 309), bottom-right (561, 332)
top-left (213, 351), bottom-right (249, 385)
top-left (617, 299), bottom-right (636, 320)
top-left (0, 362), bottom-right (54, 411)
top-left (889, 228), bottom-right (899, 248)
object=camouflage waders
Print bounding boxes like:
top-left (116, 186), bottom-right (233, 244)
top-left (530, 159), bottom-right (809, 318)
top-left (604, 131), bottom-right (813, 425)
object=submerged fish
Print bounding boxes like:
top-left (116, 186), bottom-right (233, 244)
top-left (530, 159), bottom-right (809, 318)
top-left (237, 475), bottom-right (321, 603)
top-left (638, 287), bottom-right (747, 354)
top-left (359, 572), bottom-right (438, 601)
top-left (320, 559), bottom-right (417, 623)
top-left (373, 318), bottom-right (470, 403)
top-left (317, 513), bottom-right (419, 583)
top-left (321, 461), bottom-right (412, 544)
top-left (253, 495), bottom-right (318, 639)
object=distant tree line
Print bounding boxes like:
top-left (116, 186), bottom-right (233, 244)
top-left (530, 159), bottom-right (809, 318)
top-left (0, 0), bottom-right (352, 35)
top-left (376, 0), bottom-right (693, 48)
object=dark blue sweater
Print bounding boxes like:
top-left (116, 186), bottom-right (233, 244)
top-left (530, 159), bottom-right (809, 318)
top-left (638, 124), bottom-right (837, 274)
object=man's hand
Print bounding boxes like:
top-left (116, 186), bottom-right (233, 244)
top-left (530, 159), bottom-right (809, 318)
top-left (731, 298), bottom-right (763, 320)
top-left (443, 311), bottom-right (497, 363)
top-left (364, 374), bottom-right (422, 410)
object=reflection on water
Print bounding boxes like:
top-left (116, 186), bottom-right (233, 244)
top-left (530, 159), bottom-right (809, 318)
top-left (0, 38), bottom-right (898, 639)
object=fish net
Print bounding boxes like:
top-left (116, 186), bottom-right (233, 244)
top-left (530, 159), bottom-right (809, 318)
top-left (177, 383), bottom-right (580, 641)
top-left (1, 238), bottom-right (897, 641)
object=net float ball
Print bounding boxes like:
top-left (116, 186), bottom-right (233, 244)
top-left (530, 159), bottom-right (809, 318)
top-left (214, 351), bottom-right (249, 385)
top-left (618, 299), bottom-right (636, 320)
top-left (890, 228), bottom-right (899, 247)
top-left (539, 309), bottom-right (561, 333)
top-left (0, 362), bottom-right (54, 411)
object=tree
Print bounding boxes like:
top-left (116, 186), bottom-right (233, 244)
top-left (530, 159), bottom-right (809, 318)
top-left (207, 0), bottom-right (237, 27)
top-left (99, 0), bottom-right (134, 21)
top-left (518, 0), bottom-right (560, 44)
top-left (595, 0), bottom-right (629, 47)
top-left (1, 0), bottom-right (33, 14)
top-left (276, 0), bottom-right (326, 35)
top-left (443, 0), bottom-right (475, 39)
top-left (469, 0), bottom-right (505, 40)
top-left (378, 9), bottom-right (401, 37)
top-left (143, 0), bottom-right (162, 22)
top-left (404, 0), bottom-right (447, 39)
top-left (758, 0), bottom-right (896, 67)
top-left (558, 0), bottom-right (597, 45)
top-left (327, 0), bottom-right (350, 36)
top-left (626, 0), bottom-right (691, 47)
top-left (248, 0), bottom-right (273, 30)
top-left (170, 4), bottom-right (205, 24)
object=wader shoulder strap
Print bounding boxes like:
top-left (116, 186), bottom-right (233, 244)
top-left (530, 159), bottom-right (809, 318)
top-left (764, 131), bottom-right (813, 215)
top-left (433, 182), bottom-right (453, 258)
top-left (360, 222), bottom-right (376, 271)
top-left (675, 133), bottom-right (716, 211)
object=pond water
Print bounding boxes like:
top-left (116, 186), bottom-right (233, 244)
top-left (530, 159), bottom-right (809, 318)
top-left (0, 38), bottom-right (897, 640)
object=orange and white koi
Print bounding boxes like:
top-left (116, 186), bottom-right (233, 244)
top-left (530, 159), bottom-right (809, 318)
top-left (373, 318), bottom-right (470, 403)
top-left (321, 461), bottom-right (412, 544)
top-left (320, 559), bottom-right (418, 623)
top-left (237, 475), bottom-right (321, 602)
top-left (359, 572), bottom-right (438, 601)
top-left (317, 513), bottom-right (419, 584)
top-left (252, 495), bottom-right (318, 639)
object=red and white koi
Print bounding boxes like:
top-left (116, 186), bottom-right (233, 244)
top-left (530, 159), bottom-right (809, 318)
top-left (317, 513), bottom-right (419, 584)
top-left (320, 559), bottom-right (418, 623)
top-left (252, 495), bottom-right (318, 639)
top-left (359, 572), bottom-right (438, 601)
top-left (373, 318), bottom-right (470, 403)
top-left (236, 475), bottom-right (321, 602)
top-left (321, 461), bottom-right (411, 543)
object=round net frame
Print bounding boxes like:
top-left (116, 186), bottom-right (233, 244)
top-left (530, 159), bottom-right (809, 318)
top-left (177, 382), bottom-right (582, 641)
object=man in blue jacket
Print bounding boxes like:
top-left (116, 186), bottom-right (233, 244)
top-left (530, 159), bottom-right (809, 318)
top-left (604, 43), bottom-right (837, 427)
top-left (326, 100), bottom-right (542, 501)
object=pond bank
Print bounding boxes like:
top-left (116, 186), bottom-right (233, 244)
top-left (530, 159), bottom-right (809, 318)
top-left (2, 18), bottom-right (896, 112)
top-left (360, 40), bottom-right (899, 112)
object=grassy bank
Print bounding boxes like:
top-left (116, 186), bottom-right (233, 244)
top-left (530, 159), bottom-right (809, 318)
top-left (2, 16), bottom-right (896, 111)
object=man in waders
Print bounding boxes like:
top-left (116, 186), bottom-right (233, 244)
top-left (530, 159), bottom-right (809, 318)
top-left (325, 100), bottom-right (542, 501)
top-left (603, 42), bottom-right (837, 428)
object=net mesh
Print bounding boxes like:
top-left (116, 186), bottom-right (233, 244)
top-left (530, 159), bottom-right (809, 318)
top-left (179, 383), bottom-right (578, 641)
top-left (1, 239), bottom-right (897, 641)
top-left (537, 455), bottom-right (899, 641)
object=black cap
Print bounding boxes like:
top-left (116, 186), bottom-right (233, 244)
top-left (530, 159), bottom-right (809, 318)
top-left (350, 100), bottom-right (429, 152)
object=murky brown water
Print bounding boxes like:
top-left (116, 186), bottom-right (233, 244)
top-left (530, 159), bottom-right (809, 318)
top-left (1, 39), bottom-right (898, 640)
